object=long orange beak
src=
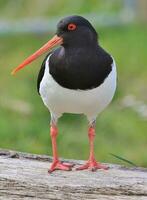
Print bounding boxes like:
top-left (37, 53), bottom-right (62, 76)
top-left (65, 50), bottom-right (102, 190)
top-left (11, 35), bottom-right (63, 75)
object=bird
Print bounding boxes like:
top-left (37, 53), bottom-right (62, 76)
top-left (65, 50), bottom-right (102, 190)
top-left (12, 15), bottom-right (117, 173)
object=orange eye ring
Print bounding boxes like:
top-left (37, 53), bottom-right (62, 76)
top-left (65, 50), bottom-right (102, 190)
top-left (68, 23), bottom-right (77, 31)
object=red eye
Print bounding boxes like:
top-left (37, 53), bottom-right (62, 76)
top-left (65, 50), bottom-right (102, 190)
top-left (67, 23), bottom-right (77, 31)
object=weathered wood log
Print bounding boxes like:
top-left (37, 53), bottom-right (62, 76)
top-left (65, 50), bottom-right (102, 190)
top-left (0, 149), bottom-right (147, 200)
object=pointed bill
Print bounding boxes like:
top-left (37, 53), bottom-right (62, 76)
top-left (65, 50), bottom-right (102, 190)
top-left (11, 35), bottom-right (63, 75)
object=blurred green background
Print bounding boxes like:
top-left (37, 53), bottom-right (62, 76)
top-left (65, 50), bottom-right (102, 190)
top-left (0, 0), bottom-right (147, 167)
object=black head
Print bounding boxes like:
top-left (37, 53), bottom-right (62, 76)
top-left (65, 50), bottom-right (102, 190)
top-left (56, 15), bottom-right (98, 48)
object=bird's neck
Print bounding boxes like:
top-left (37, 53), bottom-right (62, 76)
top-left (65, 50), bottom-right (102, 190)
top-left (62, 36), bottom-right (98, 50)
top-left (63, 43), bottom-right (99, 58)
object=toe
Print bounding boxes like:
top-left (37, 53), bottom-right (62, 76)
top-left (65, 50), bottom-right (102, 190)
top-left (96, 163), bottom-right (109, 170)
top-left (57, 163), bottom-right (72, 171)
top-left (76, 163), bottom-right (89, 170)
top-left (62, 162), bottom-right (75, 167)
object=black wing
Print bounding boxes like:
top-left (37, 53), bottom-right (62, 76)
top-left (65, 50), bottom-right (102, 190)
top-left (37, 52), bottom-right (52, 94)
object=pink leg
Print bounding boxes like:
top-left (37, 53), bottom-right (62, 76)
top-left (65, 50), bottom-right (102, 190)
top-left (76, 126), bottom-right (109, 171)
top-left (48, 125), bottom-right (74, 173)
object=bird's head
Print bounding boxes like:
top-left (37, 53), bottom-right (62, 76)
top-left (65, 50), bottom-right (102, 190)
top-left (56, 15), bottom-right (98, 47)
top-left (11, 15), bottom-right (98, 75)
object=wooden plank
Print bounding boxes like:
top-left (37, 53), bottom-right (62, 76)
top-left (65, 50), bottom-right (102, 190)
top-left (0, 149), bottom-right (147, 200)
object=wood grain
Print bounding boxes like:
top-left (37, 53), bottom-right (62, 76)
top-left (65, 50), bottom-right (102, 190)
top-left (0, 149), bottom-right (147, 200)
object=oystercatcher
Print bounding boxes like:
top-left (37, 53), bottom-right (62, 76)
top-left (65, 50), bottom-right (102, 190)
top-left (12, 15), bottom-right (117, 172)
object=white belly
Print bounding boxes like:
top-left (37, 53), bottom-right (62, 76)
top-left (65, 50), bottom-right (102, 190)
top-left (39, 56), bottom-right (117, 121)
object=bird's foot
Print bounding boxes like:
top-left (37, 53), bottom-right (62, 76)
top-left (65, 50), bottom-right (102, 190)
top-left (48, 160), bottom-right (74, 173)
top-left (76, 159), bottom-right (109, 171)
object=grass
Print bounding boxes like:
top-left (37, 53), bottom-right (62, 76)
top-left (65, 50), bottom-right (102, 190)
top-left (0, 0), bottom-right (123, 19)
top-left (0, 23), bottom-right (147, 167)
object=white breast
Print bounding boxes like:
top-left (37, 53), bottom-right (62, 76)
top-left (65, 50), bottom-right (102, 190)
top-left (39, 56), bottom-right (117, 122)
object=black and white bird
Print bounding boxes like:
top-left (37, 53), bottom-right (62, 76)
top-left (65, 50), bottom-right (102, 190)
top-left (12, 15), bottom-right (117, 173)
